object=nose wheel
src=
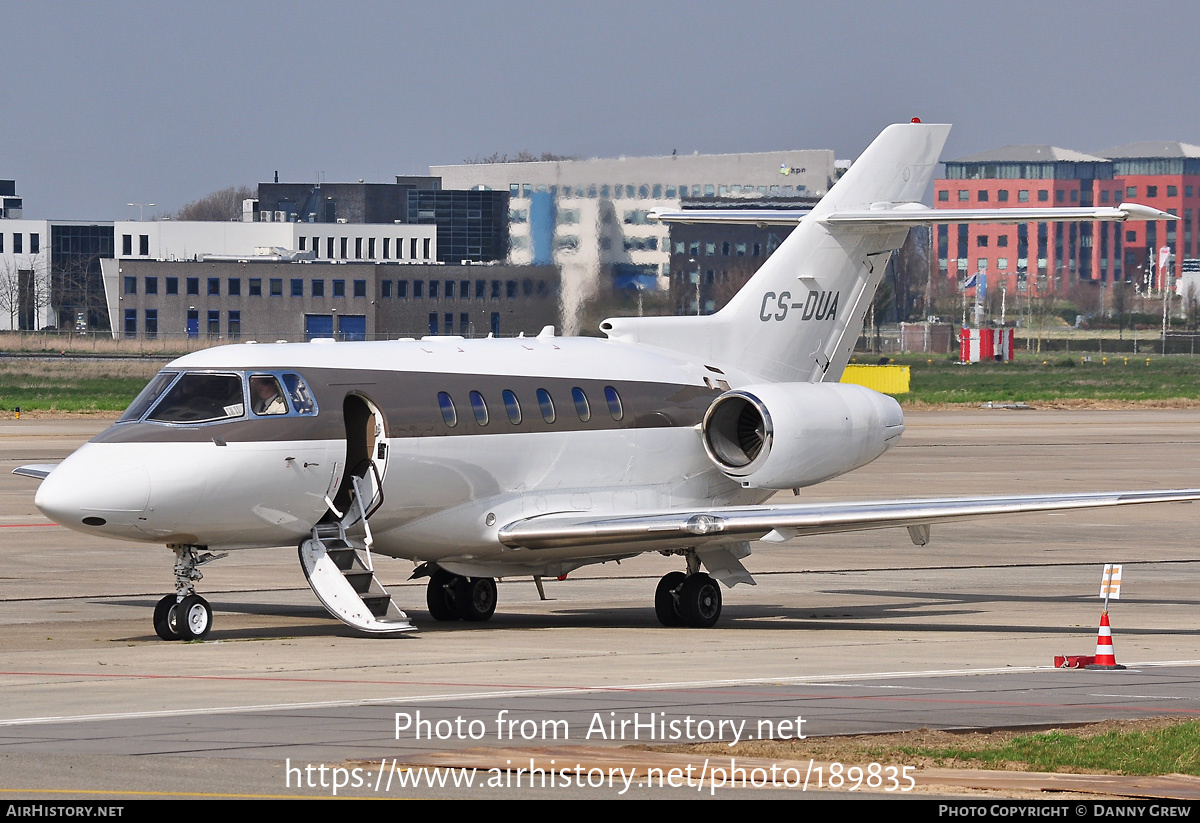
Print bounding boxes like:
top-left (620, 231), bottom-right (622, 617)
top-left (153, 594), bottom-right (178, 640)
top-left (153, 544), bottom-right (224, 641)
top-left (153, 593), bottom-right (213, 641)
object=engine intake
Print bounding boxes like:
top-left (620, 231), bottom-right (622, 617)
top-left (701, 382), bottom-right (903, 489)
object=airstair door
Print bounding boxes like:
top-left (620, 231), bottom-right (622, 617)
top-left (328, 393), bottom-right (388, 534)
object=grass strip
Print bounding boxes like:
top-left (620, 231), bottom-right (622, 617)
top-left (0, 360), bottom-right (165, 413)
top-left (6, 351), bottom-right (1200, 413)
top-left (866, 353), bottom-right (1200, 405)
top-left (896, 721), bottom-right (1200, 775)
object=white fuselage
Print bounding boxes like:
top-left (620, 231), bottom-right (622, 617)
top-left (37, 335), bottom-right (825, 576)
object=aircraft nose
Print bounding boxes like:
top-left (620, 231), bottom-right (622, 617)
top-left (35, 444), bottom-right (151, 530)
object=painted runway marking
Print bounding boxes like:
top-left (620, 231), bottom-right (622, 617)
top-left (2, 660), bottom-right (1199, 727)
top-left (817, 684), bottom-right (981, 692)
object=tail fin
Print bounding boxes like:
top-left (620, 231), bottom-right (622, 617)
top-left (601, 122), bottom-right (950, 383)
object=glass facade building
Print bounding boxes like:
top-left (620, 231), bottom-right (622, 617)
top-left (408, 189), bottom-right (509, 263)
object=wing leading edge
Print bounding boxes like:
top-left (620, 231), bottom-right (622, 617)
top-left (497, 489), bottom-right (1200, 552)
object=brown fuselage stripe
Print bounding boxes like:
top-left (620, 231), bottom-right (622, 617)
top-left (91, 367), bottom-right (719, 444)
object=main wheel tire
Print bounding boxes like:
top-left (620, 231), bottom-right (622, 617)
top-left (426, 569), bottom-right (460, 621)
top-left (153, 594), bottom-right (182, 641)
top-left (174, 594), bottom-right (212, 640)
top-left (654, 571), bottom-right (687, 627)
top-left (457, 577), bottom-right (497, 622)
top-left (679, 573), bottom-right (722, 628)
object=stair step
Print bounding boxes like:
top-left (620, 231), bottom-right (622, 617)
top-left (298, 536), bottom-right (415, 634)
top-left (343, 570), bottom-right (374, 594)
top-left (326, 548), bottom-right (362, 572)
top-left (360, 594), bottom-right (393, 618)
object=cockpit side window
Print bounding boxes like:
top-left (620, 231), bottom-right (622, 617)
top-left (249, 375), bottom-right (288, 416)
top-left (281, 373), bottom-right (317, 415)
top-left (118, 371), bottom-right (179, 423)
top-left (147, 373), bottom-right (245, 424)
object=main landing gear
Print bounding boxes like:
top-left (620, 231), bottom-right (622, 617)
top-left (425, 568), bottom-right (498, 622)
top-left (655, 568), bottom-right (722, 628)
top-left (153, 544), bottom-right (225, 641)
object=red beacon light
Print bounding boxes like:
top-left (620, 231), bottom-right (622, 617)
top-left (911, 117), bottom-right (922, 123)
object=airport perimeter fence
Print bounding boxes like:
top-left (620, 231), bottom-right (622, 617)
top-left (855, 325), bottom-right (1200, 357)
top-left (10, 327), bottom-right (1200, 359)
top-left (0, 328), bottom-right (544, 356)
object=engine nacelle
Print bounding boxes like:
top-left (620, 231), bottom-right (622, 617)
top-left (701, 382), bottom-right (904, 489)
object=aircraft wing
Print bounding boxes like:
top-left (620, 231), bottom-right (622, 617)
top-left (12, 464), bottom-right (57, 480)
top-left (498, 489), bottom-right (1200, 552)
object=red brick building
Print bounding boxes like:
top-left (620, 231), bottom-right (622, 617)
top-left (1097, 141), bottom-right (1200, 291)
top-left (932, 141), bottom-right (1200, 297)
top-left (933, 146), bottom-right (1121, 297)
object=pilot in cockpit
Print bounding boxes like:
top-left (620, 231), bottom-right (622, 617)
top-left (250, 375), bottom-right (287, 416)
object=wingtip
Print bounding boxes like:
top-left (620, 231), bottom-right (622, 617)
top-left (1119, 202), bottom-right (1178, 221)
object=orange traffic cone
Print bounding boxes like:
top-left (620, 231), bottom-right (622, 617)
top-left (1085, 611), bottom-right (1125, 670)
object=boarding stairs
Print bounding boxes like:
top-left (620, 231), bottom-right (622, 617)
top-left (298, 474), bottom-right (415, 634)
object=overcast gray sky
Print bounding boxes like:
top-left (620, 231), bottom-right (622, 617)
top-left (5, 0), bottom-right (1198, 220)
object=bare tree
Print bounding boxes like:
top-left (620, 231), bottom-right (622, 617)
top-left (175, 185), bottom-right (256, 221)
top-left (891, 226), bottom-right (927, 322)
top-left (1110, 280), bottom-right (1130, 339)
top-left (0, 252), bottom-right (48, 331)
top-left (1186, 281), bottom-right (1200, 331)
top-left (927, 266), bottom-right (962, 322)
top-left (0, 257), bottom-right (20, 330)
top-left (1025, 289), bottom-right (1059, 354)
top-left (30, 258), bottom-right (53, 330)
top-left (707, 268), bottom-right (753, 314)
top-left (871, 273), bottom-right (894, 352)
top-left (54, 251), bottom-right (105, 331)
top-left (462, 151), bottom-right (580, 164)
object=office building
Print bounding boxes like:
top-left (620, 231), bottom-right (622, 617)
top-left (433, 149), bottom-right (835, 328)
top-left (102, 258), bottom-right (558, 342)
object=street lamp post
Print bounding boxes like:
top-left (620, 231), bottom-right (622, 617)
top-left (688, 256), bottom-right (699, 316)
top-left (127, 203), bottom-right (156, 221)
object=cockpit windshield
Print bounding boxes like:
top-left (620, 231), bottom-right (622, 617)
top-left (118, 369), bottom-right (318, 424)
top-left (147, 373), bottom-right (245, 424)
top-left (117, 371), bottom-right (179, 423)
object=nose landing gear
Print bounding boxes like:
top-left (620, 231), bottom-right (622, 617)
top-left (152, 544), bottom-right (225, 641)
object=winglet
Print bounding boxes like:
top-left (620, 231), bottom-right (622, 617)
top-left (1119, 202), bottom-right (1177, 221)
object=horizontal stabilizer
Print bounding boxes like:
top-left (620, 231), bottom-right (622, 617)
top-left (648, 208), bottom-right (810, 226)
top-left (823, 202), bottom-right (1176, 228)
top-left (646, 202), bottom-right (1174, 230)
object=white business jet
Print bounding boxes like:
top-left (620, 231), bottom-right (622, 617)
top-left (16, 120), bottom-right (1197, 641)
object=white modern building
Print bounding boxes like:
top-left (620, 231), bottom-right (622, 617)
top-left (433, 149), bottom-right (836, 330)
top-left (0, 218), bottom-right (51, 331)
top-left (101, 220), bottom-right (441, 336)
top-left (111, 219), bottom-right (437, 265)
top-left (2, 216), bottom-right (440, 332)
